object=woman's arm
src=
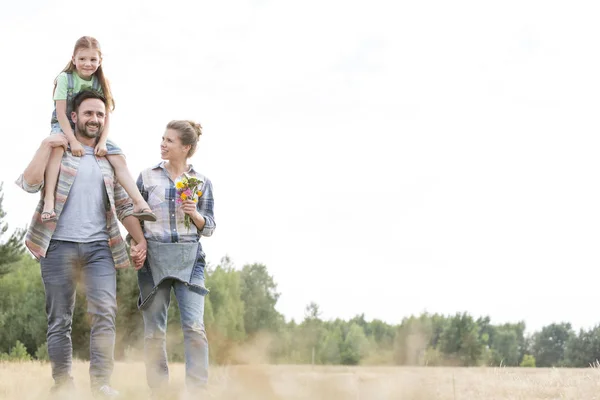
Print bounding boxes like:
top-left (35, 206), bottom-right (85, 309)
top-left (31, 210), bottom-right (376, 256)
top-left (181, 178), bottom-right (215, 236)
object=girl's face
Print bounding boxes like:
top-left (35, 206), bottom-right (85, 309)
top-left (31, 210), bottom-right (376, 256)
top-left (161, 129), bottom-right (191, 161)
top-left (72, 48), bottom-right (101, 79)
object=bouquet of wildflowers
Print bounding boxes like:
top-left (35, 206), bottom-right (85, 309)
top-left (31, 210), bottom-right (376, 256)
top-left (175, 174), bottom-right (204, 231)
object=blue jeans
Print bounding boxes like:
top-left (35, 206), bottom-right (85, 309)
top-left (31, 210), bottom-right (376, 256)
top-left (138, 268), bottom-right (209, 389)
top-left (40, 240), bottom-right (117, 388)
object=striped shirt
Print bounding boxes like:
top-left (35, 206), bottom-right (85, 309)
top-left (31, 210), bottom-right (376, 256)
top-left (15, 152), bottom-right (134, 269)
top-left (136, 162), bottom-right (215, 244)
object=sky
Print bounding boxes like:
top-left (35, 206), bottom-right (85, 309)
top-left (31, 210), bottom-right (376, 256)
top-left (2, 0), bottom-right (600, 334)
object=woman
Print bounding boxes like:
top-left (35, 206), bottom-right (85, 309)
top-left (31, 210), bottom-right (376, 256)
top-left (132, 120), bottom-right (215, 396)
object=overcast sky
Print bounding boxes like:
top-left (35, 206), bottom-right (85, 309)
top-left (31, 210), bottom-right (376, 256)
top-left (2, 0), bottom-right (600, 333)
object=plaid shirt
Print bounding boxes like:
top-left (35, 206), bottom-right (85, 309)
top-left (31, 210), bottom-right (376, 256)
top-left (136, 162), bottom-right (215, 244)
top-left (15, 152), bottom-right (134, 269)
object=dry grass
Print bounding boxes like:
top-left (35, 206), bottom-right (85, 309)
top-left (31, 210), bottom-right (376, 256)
top-left (3, 362), bottom-right (600, 399)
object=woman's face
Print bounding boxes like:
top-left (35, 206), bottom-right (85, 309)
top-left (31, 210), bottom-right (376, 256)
top-left (160, 129), bottom-right (191, 161)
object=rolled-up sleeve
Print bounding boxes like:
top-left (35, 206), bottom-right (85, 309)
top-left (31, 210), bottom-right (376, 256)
top-left (197, 178), bottom-right (215, 237)
top-left (114, 181), bottom-right (134, 221)
top-left (15, 174), bottom-right (43, 193)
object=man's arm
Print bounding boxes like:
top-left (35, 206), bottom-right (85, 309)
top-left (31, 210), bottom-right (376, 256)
top-left (121, 215), bottom-right (147, 270)
top-left (115, 172), bottom-right (147, 269)
top-left (17, 136), bottom-right (68, 192)
top-left (113, 179), bottom-right (146, 248)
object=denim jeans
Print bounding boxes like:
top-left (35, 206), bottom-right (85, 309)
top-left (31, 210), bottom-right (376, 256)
top-left (40, 239), bottom-right (117, 388)
top-left (138, 267), bottom-right (209, 389)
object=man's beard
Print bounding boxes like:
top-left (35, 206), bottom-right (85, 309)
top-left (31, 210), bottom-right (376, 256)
top-left (76, 120), bottom-right (103, 139)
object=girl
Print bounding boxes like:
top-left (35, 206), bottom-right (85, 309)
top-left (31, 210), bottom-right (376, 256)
top-left (42, 36), bottom-right (156, 223)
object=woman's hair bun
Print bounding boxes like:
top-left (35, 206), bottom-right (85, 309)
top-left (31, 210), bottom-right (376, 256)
top-left (188, 120), bottom-right (202, 137)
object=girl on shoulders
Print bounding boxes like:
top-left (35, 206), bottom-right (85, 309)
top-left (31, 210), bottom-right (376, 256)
top-left (42, 36), bottom-right (155, 223)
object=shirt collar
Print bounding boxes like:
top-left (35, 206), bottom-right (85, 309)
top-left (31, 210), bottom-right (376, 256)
top-left (152, 161), bottom-right (198, 174)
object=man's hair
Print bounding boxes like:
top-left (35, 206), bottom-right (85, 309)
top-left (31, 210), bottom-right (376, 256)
top-left (72, 89), bottom-right (107, 113)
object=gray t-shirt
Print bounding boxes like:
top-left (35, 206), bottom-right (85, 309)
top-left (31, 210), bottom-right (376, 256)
top-left (52, 145), bottom-right (110, 242)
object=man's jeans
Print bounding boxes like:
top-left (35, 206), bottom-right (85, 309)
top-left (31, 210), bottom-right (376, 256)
top-left (40, 240), bottom-right (117, 388)
top-left (138, 269), bottom-right (209, 389)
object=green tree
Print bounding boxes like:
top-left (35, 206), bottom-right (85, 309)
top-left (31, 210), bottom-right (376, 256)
top-left (204, 257), bottom-right (245, 363)
top-left (319, 325), bottom-right (342, 364)
top-left (490, 327), bottom-right (520, 366)
top-left (439, 312), bottom-right (486, 366)
top-left (0, 256), bottom-right (47, 355)
top-left (564, 325), bottom-right (600, 367)
top-left (35, 342), bottom-right (49, 361)
top-left (8, 340), bottom-right (32, 361)
top-left (520, 354), bottom-right (536, 367)
top-left (114, 264), bottom-right (145, 359)
top-left (365, 319), bottom-right (396, 348)
top-left (362, 318), bottom-right (396, 364)
top-left (239, 263), bottom-right (283, 336)
top-left (294, 302), bottom-right (326, 364)
top-left (304, 302), bottom-right (321, 321)
top-left (269, 321), bottom-right (298, 363)
top-left (393, 315), bottom-right (431, 365)
top-left (340, 322), bottom-right (368, 365)
top-left (490, 322), bottom-right (525, 366)
top-left (531, 323), bottom-right (573, 367)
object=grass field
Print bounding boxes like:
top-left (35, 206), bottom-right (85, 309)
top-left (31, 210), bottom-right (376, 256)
top-left (2, 361), bottom-right (600, 399)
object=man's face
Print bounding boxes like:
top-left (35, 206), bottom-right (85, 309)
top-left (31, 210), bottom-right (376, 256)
top-left (71, 98), bottom-right (106, 139)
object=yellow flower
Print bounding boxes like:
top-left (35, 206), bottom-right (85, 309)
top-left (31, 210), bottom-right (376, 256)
top-left (193, 198), bottom-right (198, 203)
top-left (197, 190), bottom-right (203, 197)
top-left (181, 193), bottom-right (188, 200)
top-left (176, 181), bottom-right (184, 189)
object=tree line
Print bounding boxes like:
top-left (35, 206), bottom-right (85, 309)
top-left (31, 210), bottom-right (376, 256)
top-left (0, 185), bottom-right (599, 367)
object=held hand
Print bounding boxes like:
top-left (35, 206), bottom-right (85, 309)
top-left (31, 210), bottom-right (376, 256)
top-left (130, 239), bottom-right (147, 270)
top-left (70, 140), bottom-right (85, 157)
top-left (43, 135), bottom-right (69, 151)
top-left (131, 249), bottom-right (146, 270)
top-left (95, 140), bottom-right (108, 157)
top-left (181, 200), bottom-right (199, 217)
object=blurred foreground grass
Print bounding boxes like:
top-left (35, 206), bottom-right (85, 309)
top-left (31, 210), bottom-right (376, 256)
top-left (2, 361), bottom-right (600, 399)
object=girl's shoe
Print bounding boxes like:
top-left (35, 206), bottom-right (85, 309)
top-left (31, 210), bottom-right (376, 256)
top-left (132, 209), bottom-right (157, 222)
top-left (41, 211), bottom-right (57, 223)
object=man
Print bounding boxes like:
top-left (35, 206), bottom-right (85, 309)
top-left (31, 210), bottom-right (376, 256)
top-left (16, 89), bottom-right (147, 398)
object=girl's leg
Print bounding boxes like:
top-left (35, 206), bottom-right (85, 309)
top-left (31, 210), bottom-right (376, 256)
top-left (106, 155), bottom-right (156, 222)
top-left (42, 147), bottom-right (64, 222)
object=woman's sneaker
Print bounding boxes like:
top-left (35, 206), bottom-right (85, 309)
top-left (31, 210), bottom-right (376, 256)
top-left (93, 385), bottom-right (120, 398)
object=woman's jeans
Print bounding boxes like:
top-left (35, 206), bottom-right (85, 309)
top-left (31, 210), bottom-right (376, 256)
top-left (40, 240), bottom-right (117, 389)
top-left (138, 268), bottom-right (209, 389)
